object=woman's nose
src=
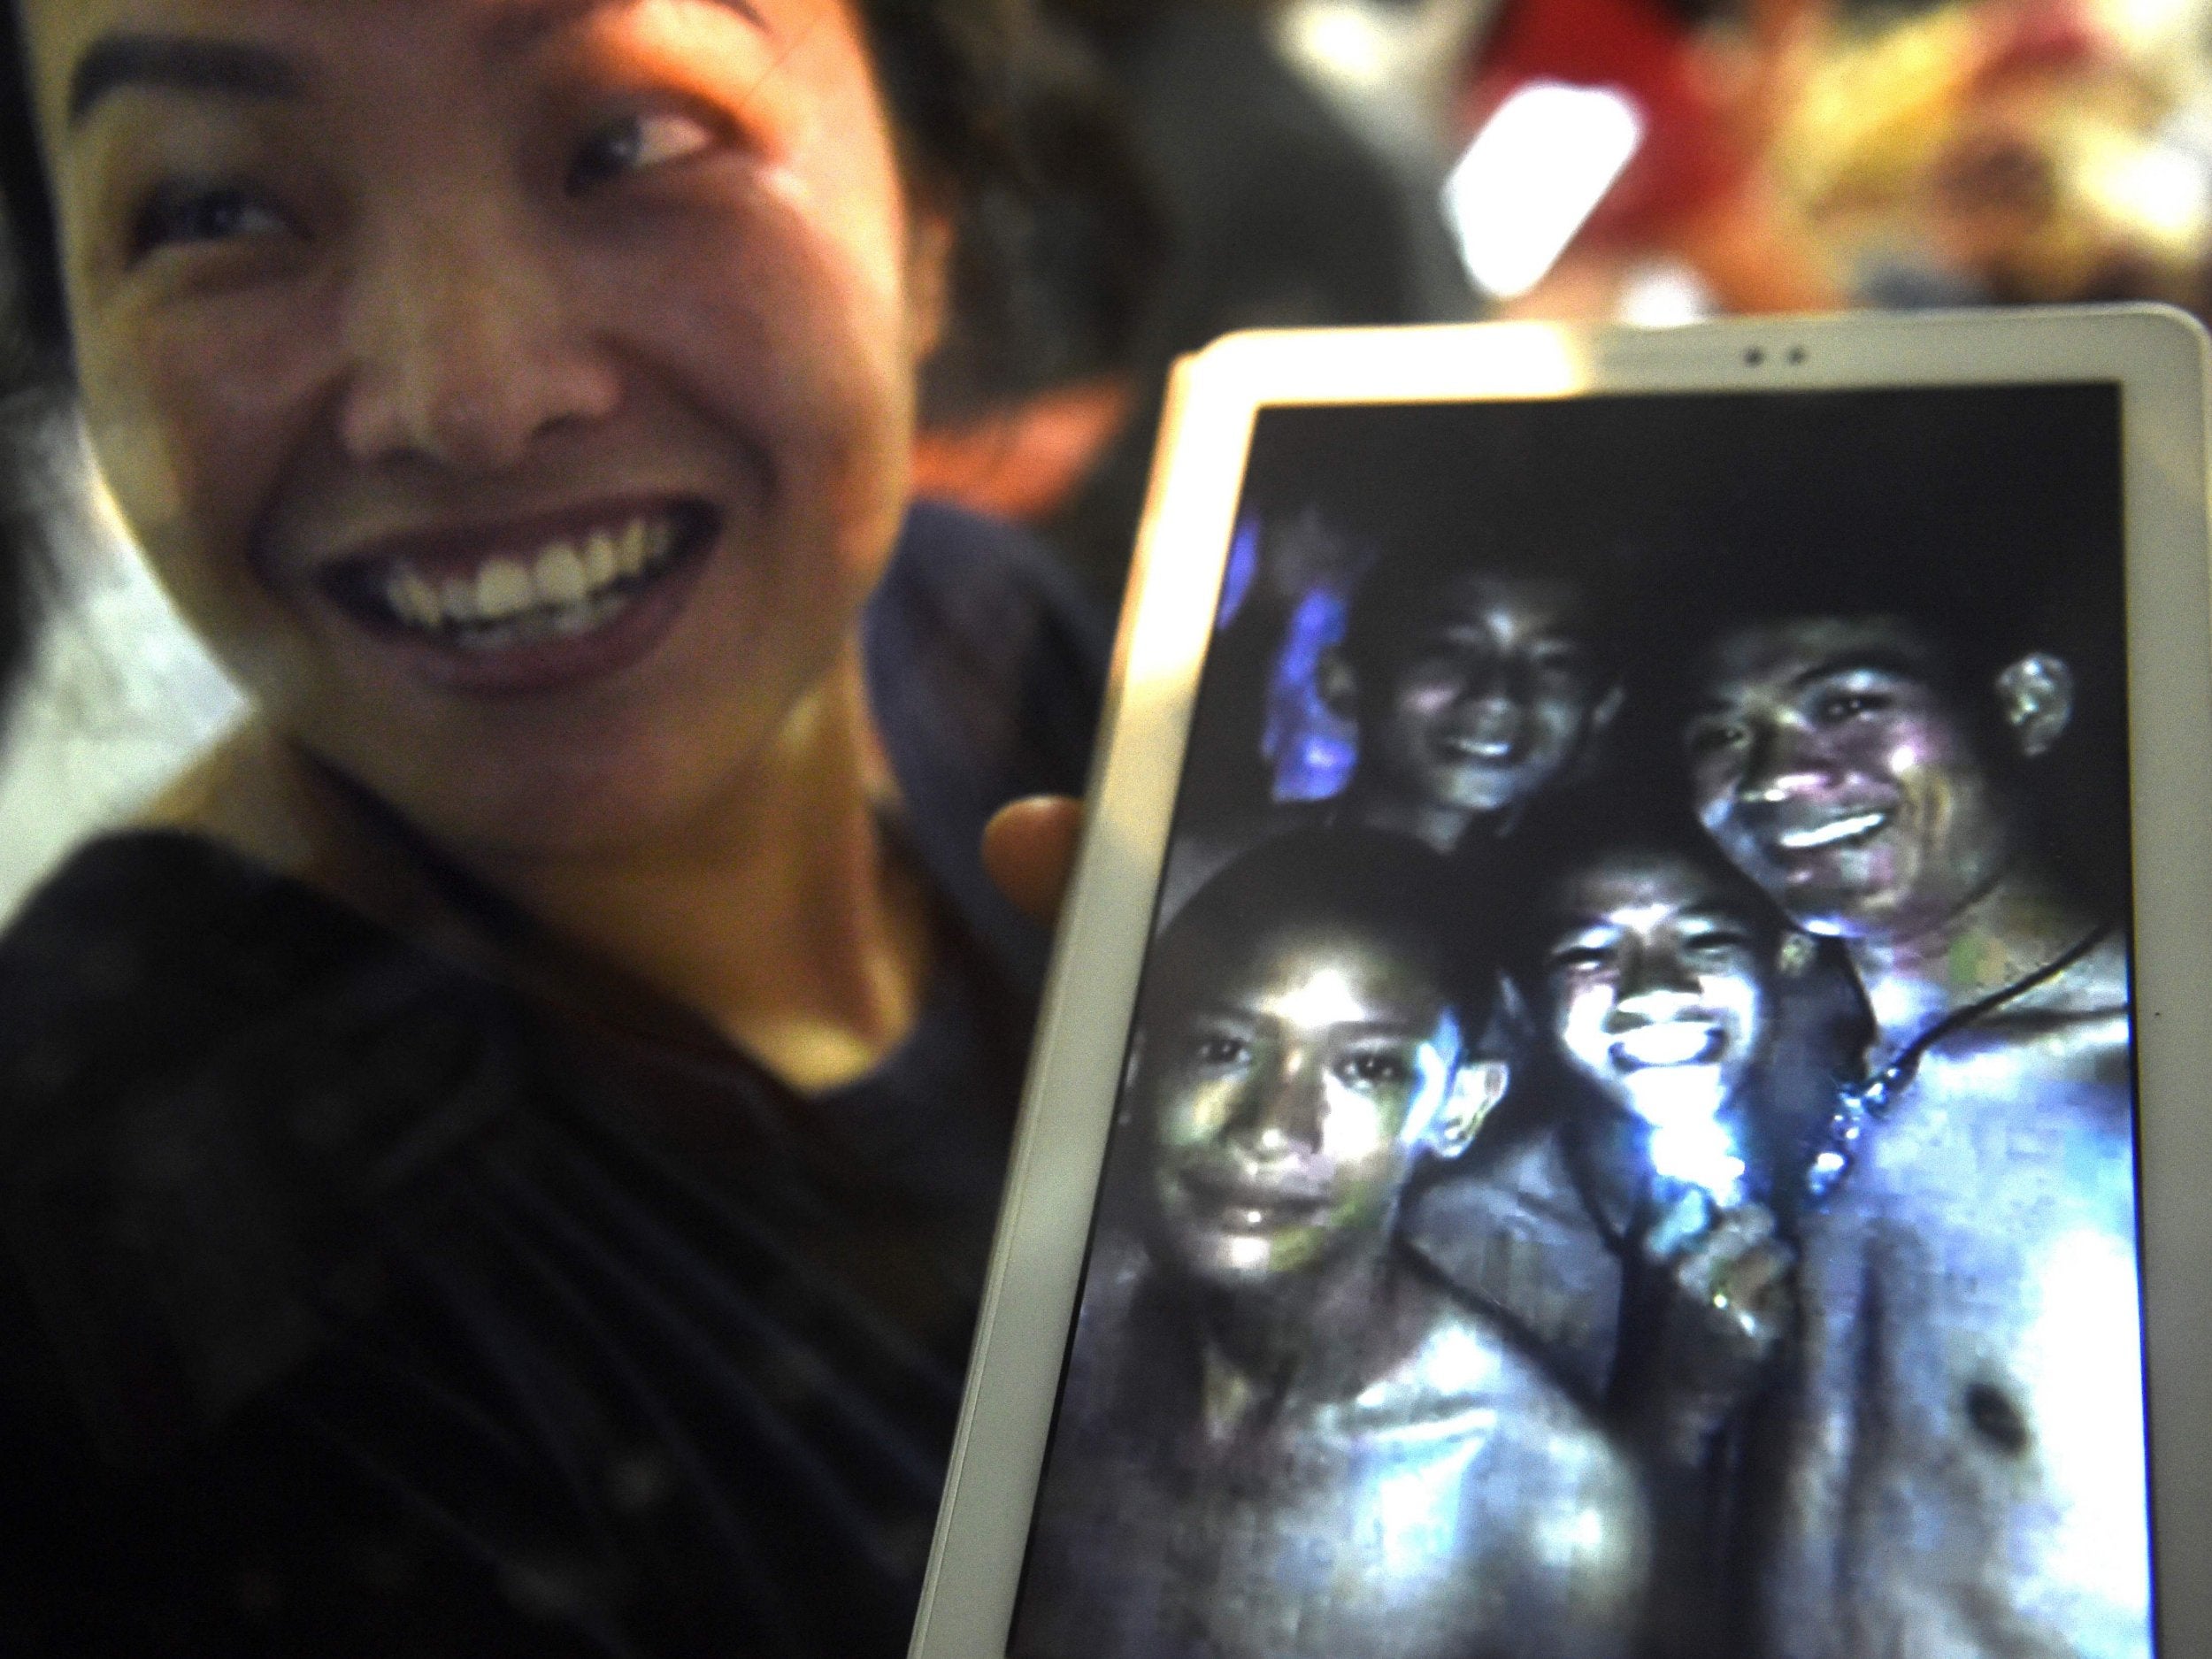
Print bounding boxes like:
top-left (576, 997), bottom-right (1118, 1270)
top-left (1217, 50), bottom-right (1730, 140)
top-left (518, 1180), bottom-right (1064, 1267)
top-left (336, 198), bottom-right (622, 472)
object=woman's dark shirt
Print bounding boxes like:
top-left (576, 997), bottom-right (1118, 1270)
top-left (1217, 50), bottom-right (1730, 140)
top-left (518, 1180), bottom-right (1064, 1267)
top-left (0, 504), bottom-right (1104, 1658)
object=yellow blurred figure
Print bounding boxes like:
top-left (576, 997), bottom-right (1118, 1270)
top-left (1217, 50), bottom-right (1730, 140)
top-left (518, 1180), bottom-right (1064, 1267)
top-left (1772, 0), bottom-right (2211, 308)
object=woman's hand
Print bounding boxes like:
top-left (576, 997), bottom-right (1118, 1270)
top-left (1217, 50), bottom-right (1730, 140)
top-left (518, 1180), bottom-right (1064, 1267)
top-left (982, 796), bottom-right (1085, 926)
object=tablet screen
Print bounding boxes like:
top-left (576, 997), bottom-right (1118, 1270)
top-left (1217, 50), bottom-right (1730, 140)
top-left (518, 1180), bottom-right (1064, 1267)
top-left (1010, 384), bottom-right (2153, 1659)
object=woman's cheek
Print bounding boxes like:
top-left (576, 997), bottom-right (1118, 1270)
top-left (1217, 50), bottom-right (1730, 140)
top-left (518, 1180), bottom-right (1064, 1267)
top-left (81, 284), bottom-right (319, 606)
top-left (636, 176), bottom-right (912, 581)
top-left (83, 371), bottom-right (256, 638)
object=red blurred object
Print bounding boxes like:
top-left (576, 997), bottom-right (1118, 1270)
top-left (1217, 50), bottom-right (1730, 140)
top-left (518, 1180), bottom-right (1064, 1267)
top-left (1971, 0), bottom-right (2108, 93)
top-left (1459, 0), bottom-right (1749, 250)
top-left (911, 376), bottom-right (1133, 524)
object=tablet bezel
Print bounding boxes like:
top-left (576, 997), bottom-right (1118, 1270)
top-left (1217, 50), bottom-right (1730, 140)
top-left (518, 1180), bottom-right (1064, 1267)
top-left (911, 306), bottom-right (2212, 1659)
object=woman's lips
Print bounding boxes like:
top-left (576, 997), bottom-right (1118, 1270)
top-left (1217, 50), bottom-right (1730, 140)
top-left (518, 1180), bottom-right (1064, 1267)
top-left (313, 502), bottom-right (718, 695)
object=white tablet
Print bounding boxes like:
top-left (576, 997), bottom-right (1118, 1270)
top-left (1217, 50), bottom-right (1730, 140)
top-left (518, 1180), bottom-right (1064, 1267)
top-left (916, 307), bottom-right (2212, 1659)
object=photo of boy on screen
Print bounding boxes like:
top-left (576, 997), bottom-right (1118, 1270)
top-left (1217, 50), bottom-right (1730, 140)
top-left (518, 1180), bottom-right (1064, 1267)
top-left (1158, 534), bottom-right (1625, 918)
top-left (1686, 607), bottom-right (2147, 1659)
top-left (1015, 827), bottom-right (1649, 1659)
top-left (1012, 384), bottom-right (2153, 1659)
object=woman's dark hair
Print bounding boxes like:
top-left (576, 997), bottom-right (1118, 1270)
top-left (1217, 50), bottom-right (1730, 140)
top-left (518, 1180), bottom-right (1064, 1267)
top-left (0, 28), bottom-right (61, 388)
top-left (0, 209), bottom-right (51, 716)
top-left (864, 0), bottom-right (1164, 419)
top-left (0, 372), bottom-right (46, 715)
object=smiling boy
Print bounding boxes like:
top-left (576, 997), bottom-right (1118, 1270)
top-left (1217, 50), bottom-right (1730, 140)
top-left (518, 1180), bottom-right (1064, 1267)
top-left (1686, 612), bottom-right (2148, 1659)
top-left (1013, 829), bottom-right (1650, 1659)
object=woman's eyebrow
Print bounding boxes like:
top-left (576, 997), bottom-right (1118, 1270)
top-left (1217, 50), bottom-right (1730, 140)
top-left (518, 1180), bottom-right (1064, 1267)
top-left (484, 0), bottom-right (769, 63)
top-left (68, 35), bottom-right (302, 127)
top-left (65, 0), bottom-right (775, 129)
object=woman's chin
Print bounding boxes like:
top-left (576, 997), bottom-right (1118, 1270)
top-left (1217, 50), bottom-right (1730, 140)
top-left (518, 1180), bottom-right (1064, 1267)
top-left (363, 748), bottom-right (731, 867)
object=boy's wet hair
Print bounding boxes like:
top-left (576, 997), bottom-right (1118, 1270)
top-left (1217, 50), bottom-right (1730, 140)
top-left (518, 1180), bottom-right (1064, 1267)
top-left (1494, 793), bottom-right (1788, 992)
top-left (1336, 527), bottom-right (1638, 710)
top-left (1148, 826), bottom-right (1502, 1035)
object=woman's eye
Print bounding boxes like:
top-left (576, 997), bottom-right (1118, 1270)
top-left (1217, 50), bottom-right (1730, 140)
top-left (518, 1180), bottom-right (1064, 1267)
top-left (568, 110), bottom-right (718, 194)
top-left (1682, 930), bottom-right (1754, 960)
top-left (1339, 1051), bottom-right (1413, 1089)
top-left (130, 183), bottom-right (291, 259)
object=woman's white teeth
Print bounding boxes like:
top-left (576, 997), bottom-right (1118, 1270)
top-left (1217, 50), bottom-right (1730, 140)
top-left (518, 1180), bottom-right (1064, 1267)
top-left (377, 515), bottom-right (680, 640)
top-left (477, 559), bottom-right (534, 619)
top-left (390, 568), bottom-right (441, 627)
top-left (538, 544), bottom-right (589, 607)
top-left (584, 529), bottom-right (619, 588)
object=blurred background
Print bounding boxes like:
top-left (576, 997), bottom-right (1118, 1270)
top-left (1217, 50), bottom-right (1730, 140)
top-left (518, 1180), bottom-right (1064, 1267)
top-left (5, 0), bottom-right (2210, 910)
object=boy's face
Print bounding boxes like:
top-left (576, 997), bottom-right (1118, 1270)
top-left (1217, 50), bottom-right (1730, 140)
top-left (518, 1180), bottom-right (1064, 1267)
top-left (1544, 849), bottom-right (1773, 1140)
top-left (24, 0), bottom-right (947, 857)
top-left (1370, 573), bottom-right (1611, 820)
top-left (1141, 922), bottom-right (1473, 1292)
top-left (1684, 618), bottom-right (2012, 938)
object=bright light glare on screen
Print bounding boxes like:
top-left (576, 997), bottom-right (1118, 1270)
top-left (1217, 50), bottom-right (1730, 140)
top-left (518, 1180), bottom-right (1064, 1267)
top-left (1443, 81), bottom-right (1643, 299)
top-left (1371, 1441), bottom-right (1478, 1578)
top-left (1273, 965), bottom-right (1368, 1031)
top-left (2016, 1225), bottom-right (2153, 1628)
top-left (1646, 1109), bottom-right (1747, 1209)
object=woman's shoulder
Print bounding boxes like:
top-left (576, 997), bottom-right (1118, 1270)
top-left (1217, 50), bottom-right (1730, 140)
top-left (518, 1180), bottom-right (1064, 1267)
top-left (0, 830), bottom-right (526, 1460)
top-left (869, 503), bottom-right (1110, 757)
top-left (0, 827), bottom-right (496, 1081)
top-left (865, 506), bottom-right (1110, 987)
top-left (881, 501), bottom-right (1107, 633)
top-left (0, 829), bottom-right (377, 1048)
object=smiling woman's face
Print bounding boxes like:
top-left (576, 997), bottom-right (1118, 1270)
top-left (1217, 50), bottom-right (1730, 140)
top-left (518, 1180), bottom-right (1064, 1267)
top-left (21, 0), bottom-right (944, 855)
